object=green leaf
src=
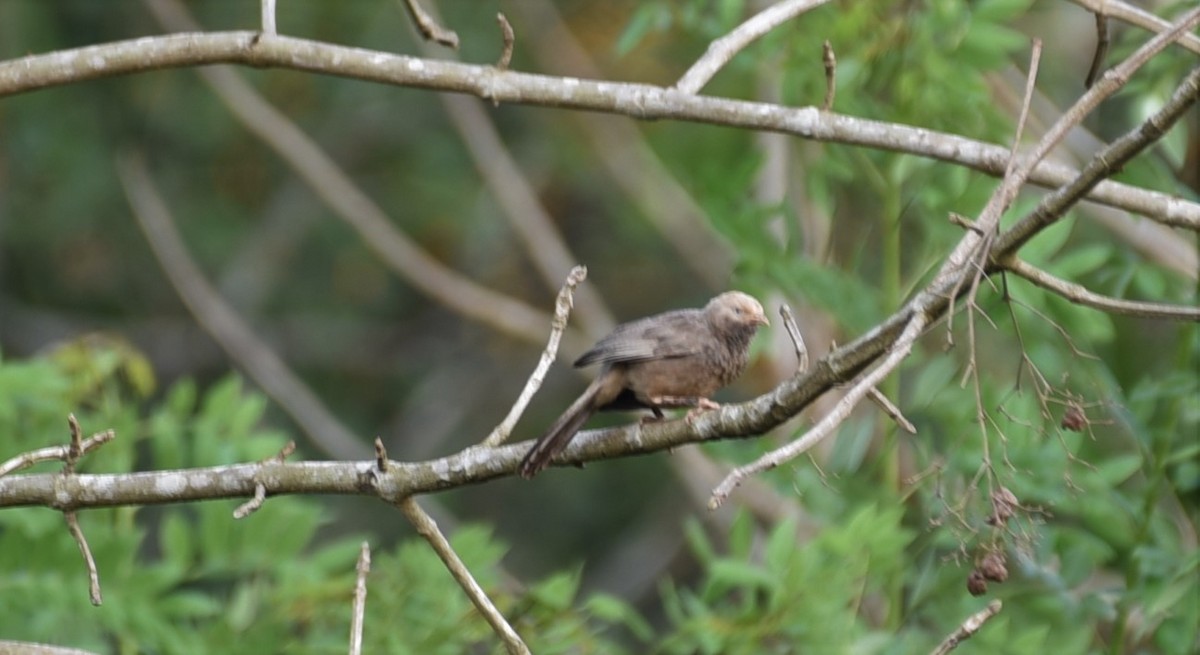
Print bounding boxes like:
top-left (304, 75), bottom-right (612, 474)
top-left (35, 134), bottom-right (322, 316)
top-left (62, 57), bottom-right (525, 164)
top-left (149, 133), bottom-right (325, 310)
top-left (532, 568), bottom-right (581, 611)
top-left (585, 593), bottom-right (653, 641)
top-left (974, 0), bottom-right (1034, 22)
top-left (1095, 453), bottom-right (1142, 485)
top-left (764, 516), bottom-right (799, 572)
top-left (1051, 244), bottom-right (1111, 279)
top-left (614, 4), bottom-right (670, 56)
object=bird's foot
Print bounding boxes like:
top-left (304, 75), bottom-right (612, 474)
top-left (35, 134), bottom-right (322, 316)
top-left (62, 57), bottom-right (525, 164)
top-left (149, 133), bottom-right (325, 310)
top-left (683, 398), bottom-right (720, 423)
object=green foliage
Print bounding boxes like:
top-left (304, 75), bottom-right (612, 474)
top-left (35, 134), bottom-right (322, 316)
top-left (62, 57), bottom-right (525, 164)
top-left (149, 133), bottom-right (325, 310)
top-left (0, 346), bottom-right (644, 653)
top-left (659, 508), bottom-right (913, 654)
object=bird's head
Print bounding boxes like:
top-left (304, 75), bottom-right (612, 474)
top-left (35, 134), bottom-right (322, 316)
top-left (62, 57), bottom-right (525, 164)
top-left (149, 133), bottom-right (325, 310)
top-left (706, 291), bottom-right (769, 332)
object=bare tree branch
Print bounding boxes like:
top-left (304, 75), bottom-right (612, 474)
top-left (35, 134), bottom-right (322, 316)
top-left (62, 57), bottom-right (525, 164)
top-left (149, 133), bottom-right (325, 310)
top-left (1001, 257), bottom-right (1200, 321)
top-left (397, 497), bottom-right (529, 654)
top-left (1, 31), bottom-right (1194, 228)
top-left (996, 63), bottom-right (1200, 256)
top-left (930, 600), bottom-right (1003, 655)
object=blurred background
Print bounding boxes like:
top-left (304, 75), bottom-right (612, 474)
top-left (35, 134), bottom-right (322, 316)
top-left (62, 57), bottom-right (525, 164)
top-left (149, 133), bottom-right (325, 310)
top-left (1, 1), bottom-right (1197, 653)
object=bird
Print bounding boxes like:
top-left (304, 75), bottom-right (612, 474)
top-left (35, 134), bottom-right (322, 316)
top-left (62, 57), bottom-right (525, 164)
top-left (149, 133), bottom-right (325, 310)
top-left (518, 291), bottom-right (769, 478)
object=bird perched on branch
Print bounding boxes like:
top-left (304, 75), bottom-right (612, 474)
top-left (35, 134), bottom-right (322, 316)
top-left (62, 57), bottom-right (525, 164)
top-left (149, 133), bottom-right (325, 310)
top-left (518, 291), bottom-right (769, 478)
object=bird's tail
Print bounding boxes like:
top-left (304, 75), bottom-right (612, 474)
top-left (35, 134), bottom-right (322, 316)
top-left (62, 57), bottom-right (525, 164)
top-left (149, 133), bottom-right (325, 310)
top-left (518, 378), bottom-right (603, 478)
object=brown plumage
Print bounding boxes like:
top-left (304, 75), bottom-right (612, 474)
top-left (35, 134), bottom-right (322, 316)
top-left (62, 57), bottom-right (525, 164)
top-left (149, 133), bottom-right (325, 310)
top-left (518, 291), bottom-right (769, 478)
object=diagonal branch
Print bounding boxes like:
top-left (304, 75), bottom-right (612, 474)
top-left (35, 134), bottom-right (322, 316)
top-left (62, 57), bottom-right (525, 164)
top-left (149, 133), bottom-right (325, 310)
top-left (397, 497), bottom-right (529, 654)
top-left (143, 0), bottom-right (583, 352)
top-left (1067, 0), bottom-right (1200, 55)
top-left (1000, 257), bottom-right (1200, 321)
top-left (117, 151), bottom-right (370, 460)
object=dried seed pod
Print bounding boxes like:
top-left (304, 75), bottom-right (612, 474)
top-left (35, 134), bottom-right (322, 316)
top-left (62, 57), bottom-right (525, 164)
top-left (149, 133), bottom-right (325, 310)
top-left (988, 486), bottom-right (1019, 526)
top-left (979, 551), bottom-right (1009, 582)
top-left (967, 569), bottom-right (989, 596)
top-left (1061, 403), bottom-right (1087, 431)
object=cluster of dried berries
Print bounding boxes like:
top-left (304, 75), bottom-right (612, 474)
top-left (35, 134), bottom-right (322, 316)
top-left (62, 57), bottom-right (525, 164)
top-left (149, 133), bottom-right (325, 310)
top-left (969, 487), bottom-right (1019, 596)
top-left (968, 550), bottom-right (1010, 596)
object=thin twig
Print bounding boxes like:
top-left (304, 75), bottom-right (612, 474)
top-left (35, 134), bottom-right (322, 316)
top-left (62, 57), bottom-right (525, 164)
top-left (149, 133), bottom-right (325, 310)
top-left (496, 13), bottom-right (514, 70)
top-left (64, 414), bottom-right (84, 474)
top-left (779, 304), bottom-right (809, 372)
top-left (676, 0), bottom-right (832, 94)
top-left (945, 39), bottom-right (1042, 333)
top-left (401, 0), bottom-right (459, 48)
top-left (237, 440), bottom-right (295, 518)
top-left (867, 388), bottom-right (917, 434)
top-left (821, 39), bottom-right (836, 111)
top-left (65, 511), bottom-right (102, 606)
top-left (929, 600), bottom-right (1002, 655)
top-left (484, 266), bottom-right (587, 446)
top-left (260, 0), bottom-right (276, 35)
top-left (1001, 257), bottom-right (1200, 320)
top-left (233, 484), bottom-right (267, 519)
top-left (397, 497), bottom-right (529, 654)
top-left (711, 314), bottom-right (929, 508)
top-left (1085, 11), bottom-right (1110, 89)
top-left (374, 437), bottom-right (390, 473)
top-left (262, 440), bottom-right (296, 464)
top-left (348, 541), bottom-right (370, 655)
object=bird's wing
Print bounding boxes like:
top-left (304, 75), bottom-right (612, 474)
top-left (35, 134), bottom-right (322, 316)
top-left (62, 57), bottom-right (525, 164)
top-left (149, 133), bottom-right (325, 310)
top-left (575, 310), bottom-right (706, 367)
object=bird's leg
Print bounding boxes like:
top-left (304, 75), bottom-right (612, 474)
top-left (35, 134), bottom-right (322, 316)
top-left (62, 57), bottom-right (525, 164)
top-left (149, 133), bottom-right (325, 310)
top-left (638, 407), bottom-right (666, 425)
top-left (646, 396), bottom-right (721, 422)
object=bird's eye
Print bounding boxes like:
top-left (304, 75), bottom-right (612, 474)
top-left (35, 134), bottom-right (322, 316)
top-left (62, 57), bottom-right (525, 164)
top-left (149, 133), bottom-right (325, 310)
top-left (734, 306), bottom-right (744, 314)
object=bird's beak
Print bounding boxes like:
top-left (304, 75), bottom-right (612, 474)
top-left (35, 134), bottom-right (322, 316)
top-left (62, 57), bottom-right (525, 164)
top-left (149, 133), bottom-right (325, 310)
top-left (755, 314), bottom-right (770, 327)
